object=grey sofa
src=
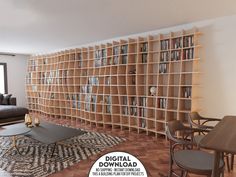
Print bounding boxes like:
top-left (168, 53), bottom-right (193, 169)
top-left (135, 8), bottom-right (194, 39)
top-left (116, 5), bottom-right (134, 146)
top-left (0, 96), bottom-right (28, 125)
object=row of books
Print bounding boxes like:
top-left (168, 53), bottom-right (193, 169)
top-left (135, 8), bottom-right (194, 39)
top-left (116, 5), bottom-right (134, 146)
top-left (95, 57), bottom-right (108, 67)
top-left (183, 35), bottom-right (194, 48)
top-left (140, 118), bottom-right (146, 128)
top-left (160, 35), bottom-right (194, 51)
top-left (81, 85), bottom-right (92, 93)
top-left (171, 51), bottom-right (181, 61)
top-left (29, 49), bottom-right (194, 74)
top-left (161, 50), bottom-right (193, 62)
top-left (94, 49), bottom-right (107, 59)
top-left (120, 45), bottom-right (128, 54)
top-left (84, 95), bottom-right (112, 113)
top-left (113, 46), bottom-right (119, 56)
top-left (183, 87), bottom-right (192, 98)
top-left (159, 63), bottom-right (168, 74)
top-left (183, 48), bottom-right (194, 59)
top-left (160, 52), bottom-right (169, 62)
top-left (172, 38), bottom-right (182, 49)
top-left (122, 96), bottom-right (128, 115)
top-left (88, 76), bottom-right (99, 85)
top-left (161, 39), bottom-right (169, 50)
top-left (140, 42), bottom-right (148, 53)
top-left (139, 97), bottom-right (147, 120)
top-left (159, 98), bottom-right (167, 109)
top-left (130, 97), bottom-right (137, 116)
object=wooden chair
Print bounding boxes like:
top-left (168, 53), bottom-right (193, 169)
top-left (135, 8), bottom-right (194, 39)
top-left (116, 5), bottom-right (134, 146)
top-left (188, 112), bottom-right (234, 172)
top-left (166, 120), bottom-right (225, 177)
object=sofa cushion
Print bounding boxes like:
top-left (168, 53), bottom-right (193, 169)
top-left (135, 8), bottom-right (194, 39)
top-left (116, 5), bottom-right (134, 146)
top-left (0, 93), bottom-right (3, 105)
top-left (0, 105), bottom-right (28, 119)
top-left (2, 94), bottom-right (12, 105)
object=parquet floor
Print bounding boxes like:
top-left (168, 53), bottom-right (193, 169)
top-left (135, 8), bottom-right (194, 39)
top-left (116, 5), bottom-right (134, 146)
top-left (41, 118), bottom-right (236, 177)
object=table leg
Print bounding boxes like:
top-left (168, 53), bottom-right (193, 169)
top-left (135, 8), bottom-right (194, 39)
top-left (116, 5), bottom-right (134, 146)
top-left (1, 136), bottom-right (21, 157)
top-left (212, 151), bottom-right (221, 177)
top-left (12, 136), bottom-right (21, 155)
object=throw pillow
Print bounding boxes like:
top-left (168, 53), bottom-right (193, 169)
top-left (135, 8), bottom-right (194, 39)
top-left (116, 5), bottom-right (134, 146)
top-left (0, 93), bottom-right (3, 104)
top-left (2, 94), bottom-right (12, 105)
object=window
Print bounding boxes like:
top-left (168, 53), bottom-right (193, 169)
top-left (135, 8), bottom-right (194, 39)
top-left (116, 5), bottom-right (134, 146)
top-left (0, 63), bottom-right (8, 94)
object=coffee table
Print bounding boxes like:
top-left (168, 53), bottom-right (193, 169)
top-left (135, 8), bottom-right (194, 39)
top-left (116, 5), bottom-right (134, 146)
top-left (0, 123), bottom-right (31, 156)
top-left (25, 121), bottom-right (86, 157)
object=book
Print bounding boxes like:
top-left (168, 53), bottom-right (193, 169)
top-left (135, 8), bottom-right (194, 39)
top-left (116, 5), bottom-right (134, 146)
top-left (159, 64), bottom-right (167, 73)
top-left (91, 95), bottom-right (97, 112)
top-left (140, 42), bottom-right (148, 52)
top-left (142, 53), bottom-right (147, 63)
top-left (161, 40), bottom-right (169, 50)
top-left (159, 98), bottom-right (166, 108)
top-left (160, 52), bottom-right (169, 62)
top-left (184, 87), bottom-right (192, 98)
top-left (72, 94), bottom-right (76, 108)
top-left (122, 55), bottom-right (127, 64)
top-left (114, 56), bottom-right (119, 65)
top-left (113, 46), bottom-right (119, 56)
top-left (121, 45), bottom-right (128, 54)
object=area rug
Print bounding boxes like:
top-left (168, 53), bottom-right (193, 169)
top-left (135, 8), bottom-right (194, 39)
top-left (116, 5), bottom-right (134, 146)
top-left (0, 130), bottom-right (125, 177)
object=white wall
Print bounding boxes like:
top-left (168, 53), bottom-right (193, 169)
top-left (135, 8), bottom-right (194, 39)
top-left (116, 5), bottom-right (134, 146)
top-left (197, 15), bottom-right (236, 118)
top-left (0, 54), bottom-right (29, 107)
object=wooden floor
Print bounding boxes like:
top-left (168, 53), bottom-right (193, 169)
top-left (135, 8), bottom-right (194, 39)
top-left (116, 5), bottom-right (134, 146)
top-left (41, 118), bottom-right (236, 177)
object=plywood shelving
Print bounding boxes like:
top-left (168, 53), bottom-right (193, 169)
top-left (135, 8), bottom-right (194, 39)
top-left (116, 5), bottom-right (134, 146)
top-left (26, 28), bottom-right (201, 136)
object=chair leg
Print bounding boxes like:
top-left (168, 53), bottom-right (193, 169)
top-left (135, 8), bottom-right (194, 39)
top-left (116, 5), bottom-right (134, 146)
top-left (168, 157), bottom-right (173, 177)
top-left (221, 169), bottom-right (224, 177)
top-left (222, 172), bottom-right (224, 177)
top-left (180, 170), bottom-right (184, 177)
top-left (225, 153), bottom-right (230, 172)
top-left (182, 171), bottom-right (188, 177)
top-left (231, 153), bottom-right (234, 171)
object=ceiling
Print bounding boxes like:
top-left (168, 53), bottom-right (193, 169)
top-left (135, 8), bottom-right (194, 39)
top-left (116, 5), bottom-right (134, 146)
top-left (1, 0), bottom-right (236, 55)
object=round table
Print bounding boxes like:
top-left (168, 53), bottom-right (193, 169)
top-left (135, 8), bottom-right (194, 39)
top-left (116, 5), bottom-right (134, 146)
top-left (0, 123), bottom-right (31, 156)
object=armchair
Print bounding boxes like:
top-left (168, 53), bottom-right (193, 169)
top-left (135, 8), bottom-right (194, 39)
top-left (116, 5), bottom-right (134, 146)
top-left (166, 120), bottom-right (224, 177)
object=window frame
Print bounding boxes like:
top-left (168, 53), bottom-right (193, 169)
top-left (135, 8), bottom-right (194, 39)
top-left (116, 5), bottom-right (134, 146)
top-left (0, 63), bottom-right (8, 94)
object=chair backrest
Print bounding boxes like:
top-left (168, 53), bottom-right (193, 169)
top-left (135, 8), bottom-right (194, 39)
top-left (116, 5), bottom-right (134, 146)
top-left (166, 120), bottom-right (224, 176)
top-left (189, 112), bottom-right (202, 120)
top-left (166, 120), bottom-right (185, 140)
top-left (188, 112), bottom-right (202, 128)
top-left (166, 120), bottom-right (193, 149)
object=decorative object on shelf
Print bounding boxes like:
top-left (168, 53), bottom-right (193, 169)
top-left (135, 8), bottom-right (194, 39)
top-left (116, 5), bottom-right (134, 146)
top-left (34, 116), bottom-right (40, 126)
top-left (25, 114), bottom-right (33, 127)
top-left (150, 86), bottom-right (157, 96)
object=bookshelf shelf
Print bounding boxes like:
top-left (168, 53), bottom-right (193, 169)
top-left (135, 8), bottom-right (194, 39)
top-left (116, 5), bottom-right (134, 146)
top-left (26, 28), bottom-right (201, 137)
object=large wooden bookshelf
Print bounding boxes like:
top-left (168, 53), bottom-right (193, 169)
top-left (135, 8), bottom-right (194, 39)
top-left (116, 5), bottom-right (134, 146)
top-left (26, 28), bottom-right (201, 136)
